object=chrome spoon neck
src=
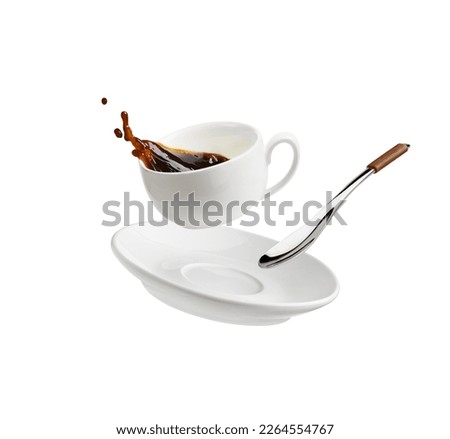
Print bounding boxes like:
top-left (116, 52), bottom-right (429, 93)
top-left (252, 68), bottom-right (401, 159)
top-left (259, 167), bottom-right (374, 269)
top-left (259, 143), bottom-right (410, 269)
top-left (334, 167), bottom-right (374, 201)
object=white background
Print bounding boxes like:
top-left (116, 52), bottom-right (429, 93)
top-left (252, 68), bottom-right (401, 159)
top-left (1, 1), bottom-right (449, 438)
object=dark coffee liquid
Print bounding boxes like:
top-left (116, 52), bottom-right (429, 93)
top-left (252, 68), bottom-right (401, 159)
top-left (114, 128), bottom-right (123, 138)
top-left (120, 111), bottom-right (229, 172)
top-left (101, 97), bottom-right (107, 105)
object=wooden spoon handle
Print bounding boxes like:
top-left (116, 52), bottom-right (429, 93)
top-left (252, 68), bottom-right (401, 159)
top-left (367, 143), bottom-right (409, 173)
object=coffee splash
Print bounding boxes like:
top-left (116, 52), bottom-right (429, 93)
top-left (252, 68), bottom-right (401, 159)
top-left (101, 97), bottom-right (107, 105)
top-left (118, 111), bottom-right (229, 173)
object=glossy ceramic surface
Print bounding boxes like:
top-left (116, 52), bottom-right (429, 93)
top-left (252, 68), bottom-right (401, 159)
top-left (112, 223), bottom-right (339, 325)
top-left (139, 122), bottom-right (300, 228)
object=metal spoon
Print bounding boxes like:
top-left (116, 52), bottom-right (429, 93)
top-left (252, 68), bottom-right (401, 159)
top-left (259, 143), bottom-right (410, 268)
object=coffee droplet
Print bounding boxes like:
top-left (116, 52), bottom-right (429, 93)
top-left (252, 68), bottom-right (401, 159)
top-left (114, 128), bottom-right (123, 138)
top-left (101, 97), bottom-right (108, 105)
top-left (118, 111), bottom-right (229, 172)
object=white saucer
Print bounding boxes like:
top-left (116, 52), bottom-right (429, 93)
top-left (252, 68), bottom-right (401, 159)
top-left (111, 223), bottom-right (339, 325)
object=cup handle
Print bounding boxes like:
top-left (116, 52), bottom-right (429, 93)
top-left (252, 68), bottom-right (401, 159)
top-left (264, 132), bottom-right (300, 196)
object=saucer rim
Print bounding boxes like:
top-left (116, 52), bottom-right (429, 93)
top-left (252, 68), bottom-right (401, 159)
top-left (111, 223), bottom-right (340, 311)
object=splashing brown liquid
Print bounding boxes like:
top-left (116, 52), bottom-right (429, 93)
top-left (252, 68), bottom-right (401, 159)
top-left (114, 128), bottom-right (123, 138)
top-left (101, 97), bottom-right (107, 105)
top-left (120, 111), bottom-right (229, 172)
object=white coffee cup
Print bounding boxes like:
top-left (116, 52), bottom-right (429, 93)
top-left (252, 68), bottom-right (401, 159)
top-left (139, 121), bottom-right (300, 228)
